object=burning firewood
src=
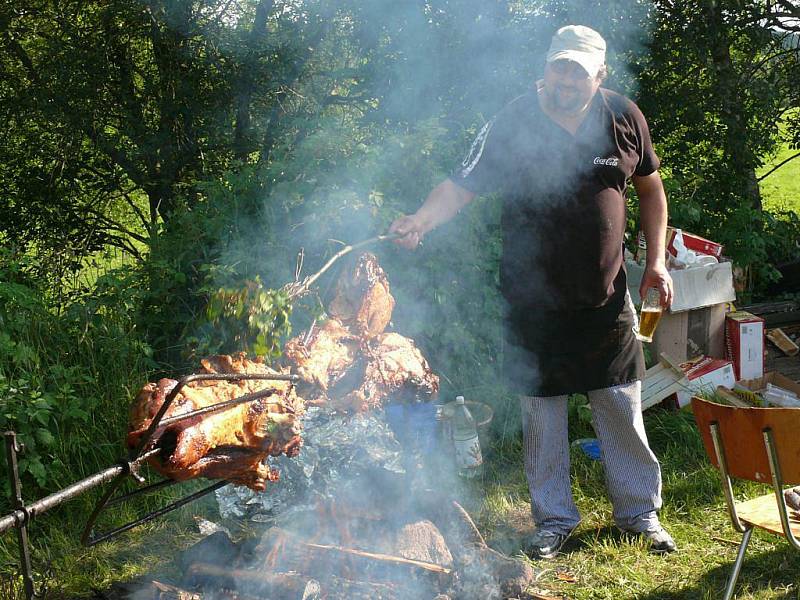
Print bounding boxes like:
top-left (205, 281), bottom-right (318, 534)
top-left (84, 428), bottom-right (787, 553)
top-left (127, 353), bottom-right (303, 491)
top-left (186, 563), bottom-right (403, 600)
top-left (146, 581), bottom-right (203, 600)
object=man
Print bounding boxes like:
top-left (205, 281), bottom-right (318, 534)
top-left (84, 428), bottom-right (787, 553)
top-left (390, 25), bottom-right (676, 559)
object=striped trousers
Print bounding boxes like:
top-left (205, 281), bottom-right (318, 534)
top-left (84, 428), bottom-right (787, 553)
top-left (520, 380), bottom-right (662, 535)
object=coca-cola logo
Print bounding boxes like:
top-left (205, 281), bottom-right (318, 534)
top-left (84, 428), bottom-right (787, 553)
top-left (593, 156), bottom-right (620, 166)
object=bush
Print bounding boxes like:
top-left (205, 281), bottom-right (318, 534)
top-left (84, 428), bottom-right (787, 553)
top-left (0, 254), bottom-right (155, 500)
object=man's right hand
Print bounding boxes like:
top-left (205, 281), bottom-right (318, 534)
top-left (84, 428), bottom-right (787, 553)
top-left (389, 214), bottom-right (426, 250)
top-left (388, 180), bottom-right (476, 250)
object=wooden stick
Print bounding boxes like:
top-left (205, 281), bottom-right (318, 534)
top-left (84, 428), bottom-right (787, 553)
top-left (284, 233), bottom-right (401, 300)
top-left (711, 535), bottom-right (742, 547)
top-left (300, 541), bottom-right (452, 575)
top-left (451, 500), bottom-right (488, 547)
top-left (150, 581), bottom-right (203, 600)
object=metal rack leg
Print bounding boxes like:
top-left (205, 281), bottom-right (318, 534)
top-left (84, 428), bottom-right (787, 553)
top-left (5, 432), bottom-right (38, 600)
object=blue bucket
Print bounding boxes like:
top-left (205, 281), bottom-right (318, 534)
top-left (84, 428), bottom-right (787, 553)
top-left (572, 438), bottom-right (602, 461)
top-left (384, 402), bottom-right (438, 456)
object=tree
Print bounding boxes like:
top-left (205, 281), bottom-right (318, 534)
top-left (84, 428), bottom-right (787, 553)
top-left (0, 1), bottom-right (360, 268)
top-left (641, 1), bottom-right (798, 209)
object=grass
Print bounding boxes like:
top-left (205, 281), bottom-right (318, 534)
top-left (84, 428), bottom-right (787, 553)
top-left (480, 404), bottom-right (800, 599)
top-left (759, 129), bottom-right (800, 214)
top-left (3, 394), bottom-right (799, 599)
top-left (0, 482), bottom-right (219, 599)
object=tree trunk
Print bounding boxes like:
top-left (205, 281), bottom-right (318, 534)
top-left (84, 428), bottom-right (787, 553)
top-left (234, 0), bottom-right (274, 161)
top-left (706, 0), bottom-right (763, 211)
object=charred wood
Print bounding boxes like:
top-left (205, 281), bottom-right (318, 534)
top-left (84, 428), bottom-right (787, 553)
top-left (185, 564), bottom-right (402, 600)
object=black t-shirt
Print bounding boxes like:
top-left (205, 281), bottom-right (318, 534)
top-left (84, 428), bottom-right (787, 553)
top-left (451, 86), bottom-right (658, 395)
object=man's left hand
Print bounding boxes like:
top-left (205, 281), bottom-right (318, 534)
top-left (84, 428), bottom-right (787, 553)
top-left (639, 263), bottom-right (673, 309)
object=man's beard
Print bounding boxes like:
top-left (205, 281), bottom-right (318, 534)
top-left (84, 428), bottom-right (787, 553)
top-left (548, 85), bottom-right (587, 114)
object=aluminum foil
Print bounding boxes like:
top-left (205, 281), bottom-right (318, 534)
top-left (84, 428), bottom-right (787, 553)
top-left (215, 406), bottom-right (405, 520)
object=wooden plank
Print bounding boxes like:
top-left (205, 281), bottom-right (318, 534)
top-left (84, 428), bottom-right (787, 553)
top-left (766, 328), bottom-right (800, 357)
top-left (642, 379), bottom-right (685, 411)
top-left (714, 386), bottom-right (753, 407)
top-left (642, 353), bottom-right (689, 410)
top-left (737, 493), bottom-right (800, 537)
top-left (739, 301), bottom-right (799, 316)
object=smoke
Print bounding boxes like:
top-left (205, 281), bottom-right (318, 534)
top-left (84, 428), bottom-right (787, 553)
top-left (147, 1), bottom-right (663, 597)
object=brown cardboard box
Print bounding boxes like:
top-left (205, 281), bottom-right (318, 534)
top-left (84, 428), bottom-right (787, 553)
top-left (651, 304), bottom-right (728, 363)
top-left (732, 371), bottom-right (800, 406)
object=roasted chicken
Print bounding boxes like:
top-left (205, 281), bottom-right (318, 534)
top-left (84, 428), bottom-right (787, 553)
top-left (126, 253), bottom-right (438, 488)
top-left (282, 318), bottom-right (359, 392)
top-left (338, 332), bottom-right (440, 412)
top-left (127, 353), bottom-right (302, 490)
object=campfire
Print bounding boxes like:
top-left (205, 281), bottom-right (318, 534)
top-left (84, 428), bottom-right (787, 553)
top-left (140, 491), bottom-right (535, 600)
top-left (124, 252), bottom-right (535, 599)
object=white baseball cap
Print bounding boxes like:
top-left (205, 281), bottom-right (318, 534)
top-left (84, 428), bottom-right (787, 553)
top-left (546, 25), bottom-right (606, 79)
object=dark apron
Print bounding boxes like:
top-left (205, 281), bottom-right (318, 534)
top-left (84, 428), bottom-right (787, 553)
top-left (502, 287), bottom-right (645, 397)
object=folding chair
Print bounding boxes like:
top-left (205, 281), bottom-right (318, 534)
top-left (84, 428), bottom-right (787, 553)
top-left (691, 396), bottom-right (800, 600)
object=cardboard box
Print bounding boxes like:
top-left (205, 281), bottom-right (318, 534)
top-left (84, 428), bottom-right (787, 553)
top-left (649, 304), bottom-right (727, 362)
top-left (626, 260), bottom-right (736, 313)
top-left (725, 311), bottom-right (765, 380)
top-left (675, 356), bottom-right (736, 408)
top-left (732, 371), bottom-right (800, 407)
top-left (666, 227), bottom-right (724, 259)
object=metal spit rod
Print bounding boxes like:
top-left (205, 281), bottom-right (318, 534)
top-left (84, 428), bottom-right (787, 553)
top-left (1, 371), bottom-right (299, 600)
top-left (0, 444), bottom-right (161, 536)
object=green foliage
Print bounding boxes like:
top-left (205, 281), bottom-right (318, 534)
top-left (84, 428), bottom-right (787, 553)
top-left (0, 253), bottom-right (154, 499)
top-left (203, 280), bottom-right (293, 360)
top-left (633, 0), bottom-right (800, 294)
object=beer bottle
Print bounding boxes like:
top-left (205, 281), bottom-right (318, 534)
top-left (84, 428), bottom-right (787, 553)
top-left (451, 396), bottom-right (483, 479)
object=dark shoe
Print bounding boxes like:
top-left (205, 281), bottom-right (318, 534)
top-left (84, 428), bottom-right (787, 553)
top-left (622, 526), bottom-right (677, 554)
top-left (523, 528), bottom-right (571, 560)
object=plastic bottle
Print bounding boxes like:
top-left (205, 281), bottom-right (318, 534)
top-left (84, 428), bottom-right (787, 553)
top-left (451, 396), bottom-right (483, 478)
top-left (435, 403), bottom-right (451, 451)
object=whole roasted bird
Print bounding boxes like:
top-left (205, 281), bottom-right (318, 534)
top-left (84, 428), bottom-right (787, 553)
top-left (339, 332), bottom-right (440, 412)
top-left (127, 353), bottom-right (303, 491)
top-left (282, 318), bottom-right (360, 393)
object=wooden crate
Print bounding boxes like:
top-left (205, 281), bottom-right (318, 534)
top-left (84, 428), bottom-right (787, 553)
top-left (642, 353), bottom-right (689, 411)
